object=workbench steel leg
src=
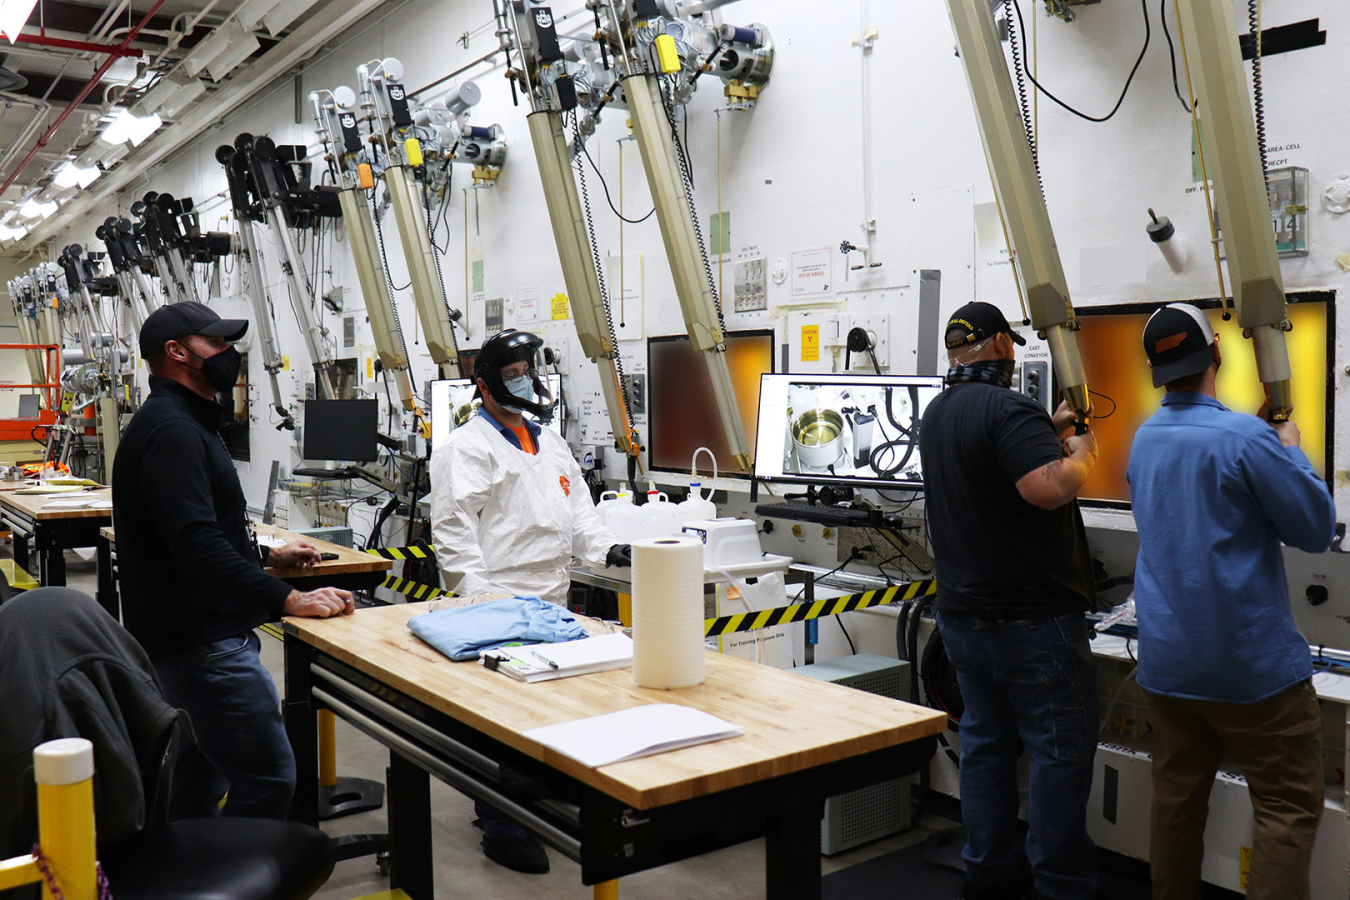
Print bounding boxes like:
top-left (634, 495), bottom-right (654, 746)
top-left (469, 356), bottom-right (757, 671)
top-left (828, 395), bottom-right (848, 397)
top-left (765, 804), bottom-right (823, 900)
top-left (387, 750), bottom-right (433, 900)
top-left (11, 530), bottom-right (28, 575)
top-left (95, 535), bottom-right (117, 620)
top-left (283, 638), bottom-right (319, 826)
top-left (40, 525), bottom-right (65, 586)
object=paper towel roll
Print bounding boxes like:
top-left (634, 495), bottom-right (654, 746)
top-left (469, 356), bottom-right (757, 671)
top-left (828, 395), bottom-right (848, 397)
top-left (631, 536), bottom-right (706, 689)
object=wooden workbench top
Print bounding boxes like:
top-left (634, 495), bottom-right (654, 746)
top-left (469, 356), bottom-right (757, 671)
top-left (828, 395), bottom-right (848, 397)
top-left (285, 602), bottom-right (947, 810)
top-left (100, 522), bottom-right (392, 579)
top-left (0, 487), bottom-right (112, 520)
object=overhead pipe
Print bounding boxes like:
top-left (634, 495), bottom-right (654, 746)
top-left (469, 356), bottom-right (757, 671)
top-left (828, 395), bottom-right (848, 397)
top-left (0, 0), bottom-right (167, 198)
top-left (11, 33), bottom-right (143, 57)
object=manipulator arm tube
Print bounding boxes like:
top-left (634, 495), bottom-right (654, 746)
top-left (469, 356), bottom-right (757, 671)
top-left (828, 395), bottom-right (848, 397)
top-left (1176, 0), bottom-right (1292, 419)
top-left (527, 110), bottom-right (636, 458)
top-left (946, 0), bottom-right (1090, 428)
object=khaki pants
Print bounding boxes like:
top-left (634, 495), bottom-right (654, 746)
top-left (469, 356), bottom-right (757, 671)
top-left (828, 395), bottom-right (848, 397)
top-left (1148, 681), bottom-right (1323, 900)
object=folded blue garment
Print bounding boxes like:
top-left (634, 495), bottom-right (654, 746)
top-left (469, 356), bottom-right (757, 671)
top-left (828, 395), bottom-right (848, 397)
top-left (408, 597), bottom-right (589, 662)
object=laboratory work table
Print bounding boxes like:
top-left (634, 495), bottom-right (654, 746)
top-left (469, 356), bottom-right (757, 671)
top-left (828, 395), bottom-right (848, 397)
top-left (97, 523), bottom-right (392, 621)
top-left (283, 601), bottom-right (946, 899)
top-left (0, 486), bottom-right (112, 589)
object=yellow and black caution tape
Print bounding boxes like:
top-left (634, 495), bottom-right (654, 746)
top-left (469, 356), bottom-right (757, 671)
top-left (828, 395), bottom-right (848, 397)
top-left (380, 573), bottom-right (449, 601)
top-left (259, 622), bottom-right (286, 641)
top-left (365, 544), bottom-right (436, 561)
top-left (703, 579), bottom-right (936, 637)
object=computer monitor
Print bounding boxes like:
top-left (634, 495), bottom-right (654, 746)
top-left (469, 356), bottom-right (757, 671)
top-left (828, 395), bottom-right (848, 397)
top-left (430, 373), bottom-right (563, 450)
top-left (753, 373), bottom-right (945, 490)
top-left (1070, 291), bottom-right (1332, 507)
top-left (303, 399), bottom-right (378, 462)
top-left (647, 329), bottom-right (775, 474)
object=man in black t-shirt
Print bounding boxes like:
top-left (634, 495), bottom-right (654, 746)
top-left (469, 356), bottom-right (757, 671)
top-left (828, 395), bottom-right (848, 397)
top-left (918, 302), bottom-right (1100, 900)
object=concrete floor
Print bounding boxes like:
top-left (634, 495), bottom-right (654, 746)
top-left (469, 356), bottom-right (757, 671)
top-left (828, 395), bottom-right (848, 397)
top-left (56, 554), bottom-right (954, 900)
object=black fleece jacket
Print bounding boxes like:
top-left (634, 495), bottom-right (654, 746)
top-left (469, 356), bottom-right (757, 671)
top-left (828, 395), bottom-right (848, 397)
top-left (112, 377), bottom-right (290, 659)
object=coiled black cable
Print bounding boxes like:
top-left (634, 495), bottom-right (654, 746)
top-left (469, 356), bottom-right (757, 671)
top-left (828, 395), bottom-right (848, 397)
top-left (369, 186), bottom-right (418, 380)
top-left (570, 110), bottom-right (638, 445)
top-left (656, 74), bottom-right (728, 335)
top-left (1248, 0), bottom-right (1269, 188)
top-left (1004, 0), bottom-right (1040, 176)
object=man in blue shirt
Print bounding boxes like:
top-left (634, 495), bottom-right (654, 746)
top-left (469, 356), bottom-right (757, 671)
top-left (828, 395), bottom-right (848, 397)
top-left (1127, 303), bottom-right (1335, 900)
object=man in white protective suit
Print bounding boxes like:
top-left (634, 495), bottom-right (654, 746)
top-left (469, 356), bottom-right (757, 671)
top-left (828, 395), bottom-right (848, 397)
top-left (431, 327), bottom-right (631, 873)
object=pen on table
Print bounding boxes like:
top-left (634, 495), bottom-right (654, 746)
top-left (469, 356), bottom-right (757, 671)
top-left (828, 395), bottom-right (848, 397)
top-left (530, 650), bottom-right (559, 670)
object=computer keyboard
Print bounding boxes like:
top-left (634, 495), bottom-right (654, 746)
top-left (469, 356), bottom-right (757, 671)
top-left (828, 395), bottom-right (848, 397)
top-left (754, 502), bottom-right (880, 527)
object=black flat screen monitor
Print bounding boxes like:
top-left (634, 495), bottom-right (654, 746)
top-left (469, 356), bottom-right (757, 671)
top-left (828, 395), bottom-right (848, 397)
top-left (303, 399), bottom-right (378, 462)
top-left (647, 329), bottom-right (775, 475)
top-left (753, 373), bottom-right (945, 490)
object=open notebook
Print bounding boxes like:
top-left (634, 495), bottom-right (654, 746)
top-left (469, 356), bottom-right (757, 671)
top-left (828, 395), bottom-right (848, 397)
top-left (524, 703), bottom-right (743, 768)
top-left (481, 632), bottom-right (633, 683)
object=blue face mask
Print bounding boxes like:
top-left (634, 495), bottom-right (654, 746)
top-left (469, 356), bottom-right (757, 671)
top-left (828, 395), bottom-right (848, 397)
top-left (503, 374), bottom-right (534, 405)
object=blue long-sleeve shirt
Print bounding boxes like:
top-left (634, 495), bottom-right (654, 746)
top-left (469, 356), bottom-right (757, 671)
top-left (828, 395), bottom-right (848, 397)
top-left (1126, 392), bottom-right (1335, 702)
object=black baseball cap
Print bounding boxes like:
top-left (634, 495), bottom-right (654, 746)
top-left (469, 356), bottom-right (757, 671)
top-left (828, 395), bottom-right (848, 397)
top-left (139, 301), bottom-right (248, 357)
top-left (1142, 303), bottom-right (1216, 388)
top-left (945, 301), bottom-right (1026, 349)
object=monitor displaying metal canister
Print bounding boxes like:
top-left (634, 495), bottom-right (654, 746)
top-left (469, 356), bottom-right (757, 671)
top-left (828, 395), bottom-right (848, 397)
top-left (752, 373), bottom-right (945, 490)
top-left (429, 373), bottom-right (563, 450)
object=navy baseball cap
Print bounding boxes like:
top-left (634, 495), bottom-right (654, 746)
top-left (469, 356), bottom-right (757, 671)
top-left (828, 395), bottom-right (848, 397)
top-left (139, 301), bottom-right (247, 357)
top-left (1142, 303), bottom-right (1216, 388)
top-left (945, 301), bottom-right (1027, 349)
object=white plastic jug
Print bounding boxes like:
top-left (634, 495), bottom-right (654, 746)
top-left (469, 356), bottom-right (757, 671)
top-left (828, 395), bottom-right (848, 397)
top-left (595, 490), bottom-right (633, 532)
top-left (640, 488), bottom-right (680, 538)
top-left (608, 498), bottom-right (646, 542)
top-left (676, 447), bottom-right (718, 526)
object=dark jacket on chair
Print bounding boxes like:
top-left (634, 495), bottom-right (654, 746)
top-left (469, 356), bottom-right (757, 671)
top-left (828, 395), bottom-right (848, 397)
top-left (0, 588), bottom-right (182, 858)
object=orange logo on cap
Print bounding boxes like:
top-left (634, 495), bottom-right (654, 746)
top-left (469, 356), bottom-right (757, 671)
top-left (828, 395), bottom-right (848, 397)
top-left (1154, 332), bottom-right (1188, 353)
top-left (560, 475), bottom-right (570, 497)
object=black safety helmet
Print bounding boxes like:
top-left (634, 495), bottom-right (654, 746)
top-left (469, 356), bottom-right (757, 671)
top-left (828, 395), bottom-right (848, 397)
top-left (475, 329), bottom-right (555, 422)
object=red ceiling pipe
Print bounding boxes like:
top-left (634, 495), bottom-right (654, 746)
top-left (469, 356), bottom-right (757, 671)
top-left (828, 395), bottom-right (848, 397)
top-left (12, 33), bottom-right (143, 57)
top-left (0, 0), bottom-right (166, 197)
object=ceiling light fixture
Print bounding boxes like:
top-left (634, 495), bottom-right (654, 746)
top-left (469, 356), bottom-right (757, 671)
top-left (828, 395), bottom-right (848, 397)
top-left (54, 161), bottom-right (101, 189)
top-left (19, 198), bottom-right (56, 220)
top-left (179, 21), bottom-right (261, 82)
top-left (0, 0), bottom-right (38, 44)
top-left (100, 108), bottom-right (162, 147)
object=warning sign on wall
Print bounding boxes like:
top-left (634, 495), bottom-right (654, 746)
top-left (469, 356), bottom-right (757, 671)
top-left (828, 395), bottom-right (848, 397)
top-left (800, 324), bottom-right (820, 362)
top-left (790, 247), bottom-right (832, 298)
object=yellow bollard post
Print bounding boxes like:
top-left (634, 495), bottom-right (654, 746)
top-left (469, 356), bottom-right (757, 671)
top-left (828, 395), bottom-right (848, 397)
top-left (318, 709), bottom-right (338, 789)
top-left (34, 738), bottom-right (97, 900)
top-left (593, 879), bottom-right (618, 900)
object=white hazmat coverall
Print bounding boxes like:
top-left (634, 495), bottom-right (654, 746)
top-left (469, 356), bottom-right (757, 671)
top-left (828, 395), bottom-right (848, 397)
top-left (431, 412), bottom-right (617, 606)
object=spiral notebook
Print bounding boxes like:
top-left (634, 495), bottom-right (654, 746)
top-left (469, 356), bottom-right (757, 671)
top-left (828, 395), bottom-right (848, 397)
top-left (481, 632), bottom-right (633, 683)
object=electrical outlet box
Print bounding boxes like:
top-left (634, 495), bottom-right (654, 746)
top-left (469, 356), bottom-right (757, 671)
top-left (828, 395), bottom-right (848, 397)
top-left (1021, 361), bottom-right (1051, 412)
top-left (835, 522), bottom-right (926, 566)
top-left (848, 314), bottom-right (890, 370)
top-left (485, 297), bottom-right (504, 333)
top-left (733, 257), bottom-right (768, 312)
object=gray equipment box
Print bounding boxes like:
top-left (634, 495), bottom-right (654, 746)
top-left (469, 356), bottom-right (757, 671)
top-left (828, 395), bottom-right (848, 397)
top-left (796, 653), bottom-right (914, 855)
top-left (295, 525), bottom-right (355, 548)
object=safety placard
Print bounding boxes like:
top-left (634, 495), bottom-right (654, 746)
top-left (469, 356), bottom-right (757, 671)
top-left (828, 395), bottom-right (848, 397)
top-left (550, 293), bottom-right (570, 320)
top-left (800, 324), bottom-right (820, 362)
top-left (790, 247), bottom-right (832, 297)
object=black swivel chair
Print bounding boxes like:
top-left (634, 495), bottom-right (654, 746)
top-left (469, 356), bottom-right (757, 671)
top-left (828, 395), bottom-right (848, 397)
top-left (0, 588), bottom-right (335, 900)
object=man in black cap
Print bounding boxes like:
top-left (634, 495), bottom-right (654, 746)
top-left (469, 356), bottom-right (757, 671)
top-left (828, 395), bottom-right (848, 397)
top-left (1128, 304), bottom-right (1333, 900)
top-left (114, 301), bottom-right (355, 819)
top-left (917, 301), bottom-right (1100, 900)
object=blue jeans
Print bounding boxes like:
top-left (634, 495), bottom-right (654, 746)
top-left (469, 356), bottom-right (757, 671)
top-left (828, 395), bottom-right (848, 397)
top-left (936, 611), bottom-right (1098, 900)
top-left (154, 631), bottom-right (296, 819)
